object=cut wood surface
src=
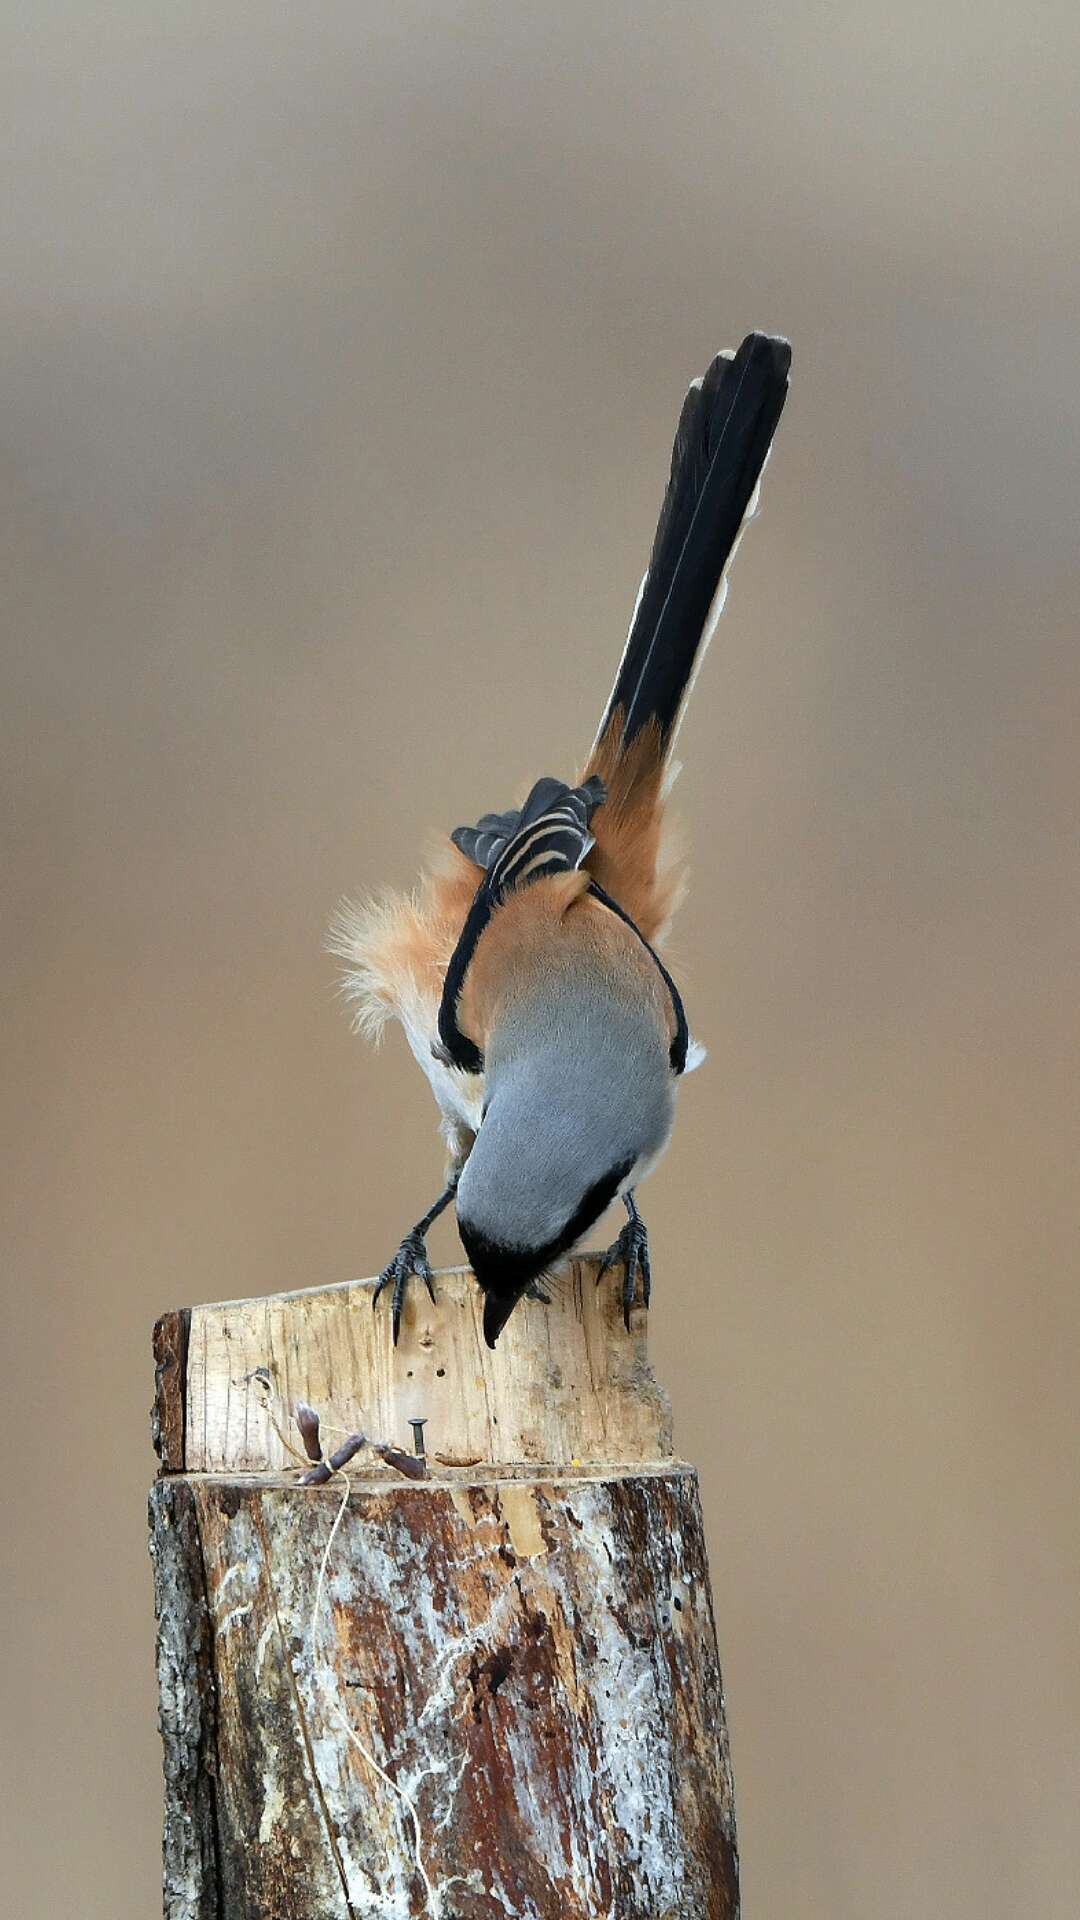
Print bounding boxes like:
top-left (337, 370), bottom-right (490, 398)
top-left (175, 1255), bottom-right (673, 1475)
top-left (150, 1255), bottom-right (740, 1919)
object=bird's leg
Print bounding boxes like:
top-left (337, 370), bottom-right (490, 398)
top-left (373, 1178), bottom-right (458, 1345)
top-left (596, 1190), bottom-right (651, 1331)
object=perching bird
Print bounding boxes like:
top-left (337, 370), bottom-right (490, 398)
top-left (333, 331), bottom-right (791, 1348)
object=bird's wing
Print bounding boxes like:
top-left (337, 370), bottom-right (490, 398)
top-left (451, 774), bottom-right (606, 882)
top-left (439, 775), bottom-right (607, 1071)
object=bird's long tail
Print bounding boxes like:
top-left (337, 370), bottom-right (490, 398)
top-left (583, 331), bottom-right (790, 939)
top-left (590, 330), bottom-right (791, 769)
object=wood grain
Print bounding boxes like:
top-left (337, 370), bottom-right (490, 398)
top-left (167, 1466), bottom-right (738, 1919)
top-left (151, 1254), bottom-right (739, 1914)
top-left (182, 1256), bottom-right (673, 1475)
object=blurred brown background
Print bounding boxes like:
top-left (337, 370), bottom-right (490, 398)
top-left (2, 5), bottom-right (1077, 1915)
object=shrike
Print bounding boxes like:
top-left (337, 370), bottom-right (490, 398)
top-left (333, 332), bottom-right (791, 1347)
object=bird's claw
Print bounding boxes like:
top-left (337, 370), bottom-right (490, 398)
top-left (373, 1230), bottom-right (438, 1345)
top-left (596, 1210), bottom-right (651, 1330)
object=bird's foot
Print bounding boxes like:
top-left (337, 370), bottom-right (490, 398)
top-left (525, 1279), bottom-right (551, 1304)
top-left (372, 1229), bottom-right (438, 1346)
top-left (596, 1197), bottom-right (651, 1331)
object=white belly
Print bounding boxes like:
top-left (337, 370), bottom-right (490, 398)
top-left (401, 1008), bottom-right (485, 1139)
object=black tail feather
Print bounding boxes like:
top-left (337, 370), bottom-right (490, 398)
top-left (595, 331), bottom-right (791, 757)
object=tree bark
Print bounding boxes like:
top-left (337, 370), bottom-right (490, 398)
top-left (150, 1257), bottom-right (740, 1918)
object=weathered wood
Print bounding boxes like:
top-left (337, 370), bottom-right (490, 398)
top-left (152, 1307), bottom-right (190, 1472)
top-left (179, 1257), bottom-right (673, 1474)
top-left (151, 1466), bottom-right (738, 1918)
top-left (148, 1477), bottom-right (220, 1919)
top-left (150, 1259), bottom-right (740, 1917)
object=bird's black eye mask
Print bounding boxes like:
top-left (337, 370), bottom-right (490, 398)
top-left (459, 1153), bottom-right (635, 1299)
top-left (435, 775), bottom-right (688, 1077)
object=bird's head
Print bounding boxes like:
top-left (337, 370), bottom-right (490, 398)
top-left (455, 1000), bottom-right (673, 1346)
top-left (457, 1153), bottom-right (635, 1348)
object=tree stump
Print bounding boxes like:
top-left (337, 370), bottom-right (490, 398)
top-left (149, 1258), bottom-right (740, 1918)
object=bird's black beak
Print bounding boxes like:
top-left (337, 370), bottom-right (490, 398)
top-left (482, 1289), bottom-right (523, 1349)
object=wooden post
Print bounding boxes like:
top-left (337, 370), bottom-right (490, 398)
top-left (149, 1257), bottom-right (740, 1918)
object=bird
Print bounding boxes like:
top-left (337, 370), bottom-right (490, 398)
top-left (332, 331), bottom-right (791, 1349)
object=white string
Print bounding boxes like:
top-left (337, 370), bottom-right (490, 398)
top-left (332, 1705), bottom-right (438, 1915)
top-left (254, 1382), bottom-right (442, 1916)
top-left (308, 1465), bottom-right (352, 1654)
